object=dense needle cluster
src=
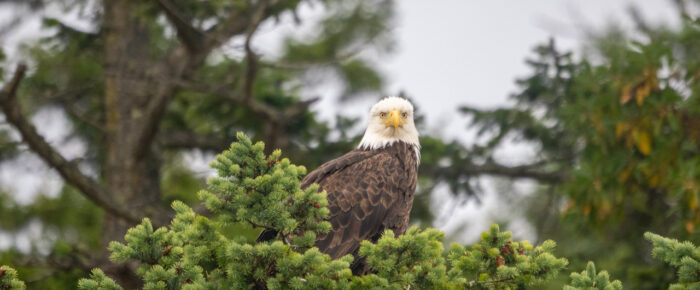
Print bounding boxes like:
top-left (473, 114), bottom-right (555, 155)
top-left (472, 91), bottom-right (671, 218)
top-left (447, 224), bottom-right (568, 289)
top-left (564, 262), bottom-right (622, 290)
top-left (0, 265), bottom-right (25, 290)
top-left (645, 232), bottom-right (700, 290)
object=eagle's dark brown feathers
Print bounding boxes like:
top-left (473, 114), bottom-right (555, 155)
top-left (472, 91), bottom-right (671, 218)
top-left (258, 141), bottom-right (418, 274)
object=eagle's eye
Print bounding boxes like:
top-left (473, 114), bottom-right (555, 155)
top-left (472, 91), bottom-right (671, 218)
top-left (401, 112), bottom-right (408, 118)
top-left (379, 112), bottom-right (387, 118)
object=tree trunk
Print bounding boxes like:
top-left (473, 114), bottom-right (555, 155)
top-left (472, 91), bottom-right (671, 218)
top-left (101, 1), bottom-right (166, 286)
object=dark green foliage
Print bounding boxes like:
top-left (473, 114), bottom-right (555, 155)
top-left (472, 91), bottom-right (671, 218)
top-left (564, 262), bottom-right (622, 290)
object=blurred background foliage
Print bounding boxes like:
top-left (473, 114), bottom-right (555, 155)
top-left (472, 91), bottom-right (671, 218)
top-left (0, 0), bottom-right (699, 289)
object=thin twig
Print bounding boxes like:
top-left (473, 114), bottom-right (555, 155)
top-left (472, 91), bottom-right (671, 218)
top-left (241, 0), bottom-right (271, 104)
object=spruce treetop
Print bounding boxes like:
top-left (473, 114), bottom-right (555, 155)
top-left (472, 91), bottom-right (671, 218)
top-left (4, 133), bottom-right (571, 289)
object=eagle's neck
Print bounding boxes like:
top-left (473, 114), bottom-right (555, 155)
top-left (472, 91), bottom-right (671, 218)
top-left (357, 135), bottom-right (421, 165)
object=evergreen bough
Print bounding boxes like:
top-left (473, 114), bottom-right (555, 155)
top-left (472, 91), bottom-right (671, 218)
top-left (447, 224), bottom-right (568, 289)
top-left (2, 133), bottom-right (572, 289)
top-left (0, 265), bottom-right (25, 290)
top-left (564, 262), bottom-right (622, 290)
top-left (645, 232), bottom-right (700, 290)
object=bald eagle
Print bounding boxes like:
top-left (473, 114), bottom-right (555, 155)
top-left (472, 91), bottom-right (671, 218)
top-left (258, 97), bottom-right (420, 274)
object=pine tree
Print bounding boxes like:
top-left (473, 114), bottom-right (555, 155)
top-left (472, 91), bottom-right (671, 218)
top-left (1, 133), bottom-right (572, 289)
top-left (645, 232), bottom-right (700, 290)
top-left (564, 262), bottom-right (622, 290)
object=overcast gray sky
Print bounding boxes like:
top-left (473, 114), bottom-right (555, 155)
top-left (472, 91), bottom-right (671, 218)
top-left (0, 0), bottom-right (684, 246)
top-left (381, 0), bottom-right (679, 138)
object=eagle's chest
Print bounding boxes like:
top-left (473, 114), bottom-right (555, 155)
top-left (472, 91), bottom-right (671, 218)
top-left (379, 143), bottom-right (418, 231)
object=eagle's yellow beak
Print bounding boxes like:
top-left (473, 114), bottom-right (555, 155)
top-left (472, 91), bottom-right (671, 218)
top-left (382, 109), bottom-right (405, 130)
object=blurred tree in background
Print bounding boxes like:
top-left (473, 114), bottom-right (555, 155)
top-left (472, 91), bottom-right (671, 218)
top-left (454, 1), bottom-right (700, 288)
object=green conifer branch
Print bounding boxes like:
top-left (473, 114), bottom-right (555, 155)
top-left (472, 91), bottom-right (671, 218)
top-left (0, 265), bottom-right (26, 290)
top-left (563, 261), bottom-right (622, 290)
top-left (76, 269), bottom-right (122, 290)
top-left (446, 224), bottom-right (568, 289)
top-left (645, 232), bottom-right (700, 289)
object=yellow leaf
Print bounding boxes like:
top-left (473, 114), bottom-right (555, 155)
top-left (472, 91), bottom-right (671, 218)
top-left (635, 131), bottom-right (652, 155)
top-left (686, 221), bottom-right (695, 233)
top-left (649, 73), bottom-right (659, 91)
top-left (620, 84), bottom-right (632, 105)
top-left (618, 167), bottom-right (633, 183)
top-left (597, 200), bottom-right (612, 221)
top-left (644, 67), bottom-right (660, 90)
top-left (583, 205), bottom-right (591, 216)
top-left (649, 174), bottom-right (660, 187)
top-left (685, 180), bottom-right (698, 192)
top-left (689, 192), bottom-right (698, 210)
top-left (615, 122), bottom-right (630, 138)
top-left (561, 200), bottom-right (575, 215)
top-left (590, 112), bottom-right (604, 134)
top-left (636, 83), bottom-right (650, 106)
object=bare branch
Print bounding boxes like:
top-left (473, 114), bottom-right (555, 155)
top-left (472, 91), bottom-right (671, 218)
top-left (425, 160), bottom-right (566, 184)
top-left (0, 64), bottom-right (140, 224)
top-left (628, 6), bottom-right (652, 36)
top-left (264, 49), bottom-right (363, 70)
top-left (202, 1), bottom-right (271, 54)
top-left (133, 1), bottom-right (274, 160)
top-left (133, 1), bottom-right (278, 160)
top-left (15, 245), bottom-right (94, 272)
top-left (470, 162), bottom-right (565, 183)
top-left (64, 105), bottom-right (105, 132)
top-left (15, 243), bottom-right (139, 286)
top-left (672, 0), bottom-right (688, 17)
top-left (1, 63), bottom-right (25, 97)
top-left (283, 97), bottom-right (320, 117)
top-left (241, 0), bottom-right (270, 104)
top-left (239, 94), bottom-right (319, 123)
top-left (156, 0), bottom-right (203, 52)
top-left (177, 79), bottom-right (319, 124)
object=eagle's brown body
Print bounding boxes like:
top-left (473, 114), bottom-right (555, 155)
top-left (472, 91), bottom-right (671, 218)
top-left (258, 141), bottom-right (418, 274)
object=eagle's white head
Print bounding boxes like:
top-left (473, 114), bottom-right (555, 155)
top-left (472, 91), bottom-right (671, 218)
top-left (358, 97), bottom-right (420, 160)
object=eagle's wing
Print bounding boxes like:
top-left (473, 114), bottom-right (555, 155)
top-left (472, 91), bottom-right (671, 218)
top-left (304, 150), bottom-right (409, 261)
